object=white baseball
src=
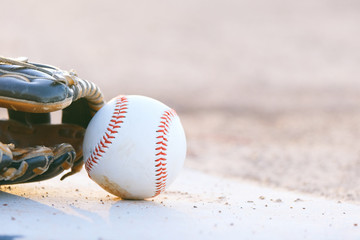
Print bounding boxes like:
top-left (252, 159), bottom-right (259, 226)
top-left (83, 95), bottom-right (187, 199)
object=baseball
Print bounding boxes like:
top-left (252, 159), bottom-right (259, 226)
top-left (83, 95), bottom-right (187, 199)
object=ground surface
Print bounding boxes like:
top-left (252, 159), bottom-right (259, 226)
top-left (1, 0), bottom-right (360, 239)
top-left (183, 110), bottom-right (360, 202)
top-left (1, 169), bottom-right (360, 240)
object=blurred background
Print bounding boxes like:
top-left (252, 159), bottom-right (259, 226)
top-left (1, 0), bottom-right (360, 202)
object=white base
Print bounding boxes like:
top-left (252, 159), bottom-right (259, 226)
top-left (0, 169), bottom-right (359, 240)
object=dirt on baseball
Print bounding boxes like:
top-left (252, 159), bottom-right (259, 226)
top-left (1, 0), bottom-right (360, 202)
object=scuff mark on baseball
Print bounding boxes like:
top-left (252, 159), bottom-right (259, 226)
top-left (83, 95), bottom-right (187, 200)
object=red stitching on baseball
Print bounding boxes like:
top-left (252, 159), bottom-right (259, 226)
top-left (103, 136), bottom-right (112, 144)
top-left (157, 136), bottom-right (168, 141)
top-left (156, 141), bottom-right (168, 146)
top-left (105, 132), bottom-right (115, 139)
top-left (156, 152), bottom-right (167, 156)
top-left (155, 146), bottom-right (167, 151)
top-left (153, 109), bottom-right (177, 197)
top-left (107, 127), bottom-right (118, 134)
top-left (85, 96), bottom-right (128, 173)
top-left (155, 162), bottom-right (167, 167)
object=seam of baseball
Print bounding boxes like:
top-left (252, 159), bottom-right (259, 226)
top-left (85, 96), bottom-right (128, 173)
top-left (153, 109), bottom-right (177, 197)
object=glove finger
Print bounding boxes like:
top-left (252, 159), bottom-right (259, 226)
top-left (28, 143), bottom-right (75, 182)
top-left (60, 156), bottom-right (84, 180)
top-left (0, 142), bottom-right (13, 171)
top-left (0, 146), bottom-right (54, 184)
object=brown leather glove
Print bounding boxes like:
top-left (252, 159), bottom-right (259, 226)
top-left (0, 57), bottom-right (105, 184)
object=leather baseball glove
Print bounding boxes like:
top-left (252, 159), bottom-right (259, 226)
top-left (0, 57), bottom-right (105, 184)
